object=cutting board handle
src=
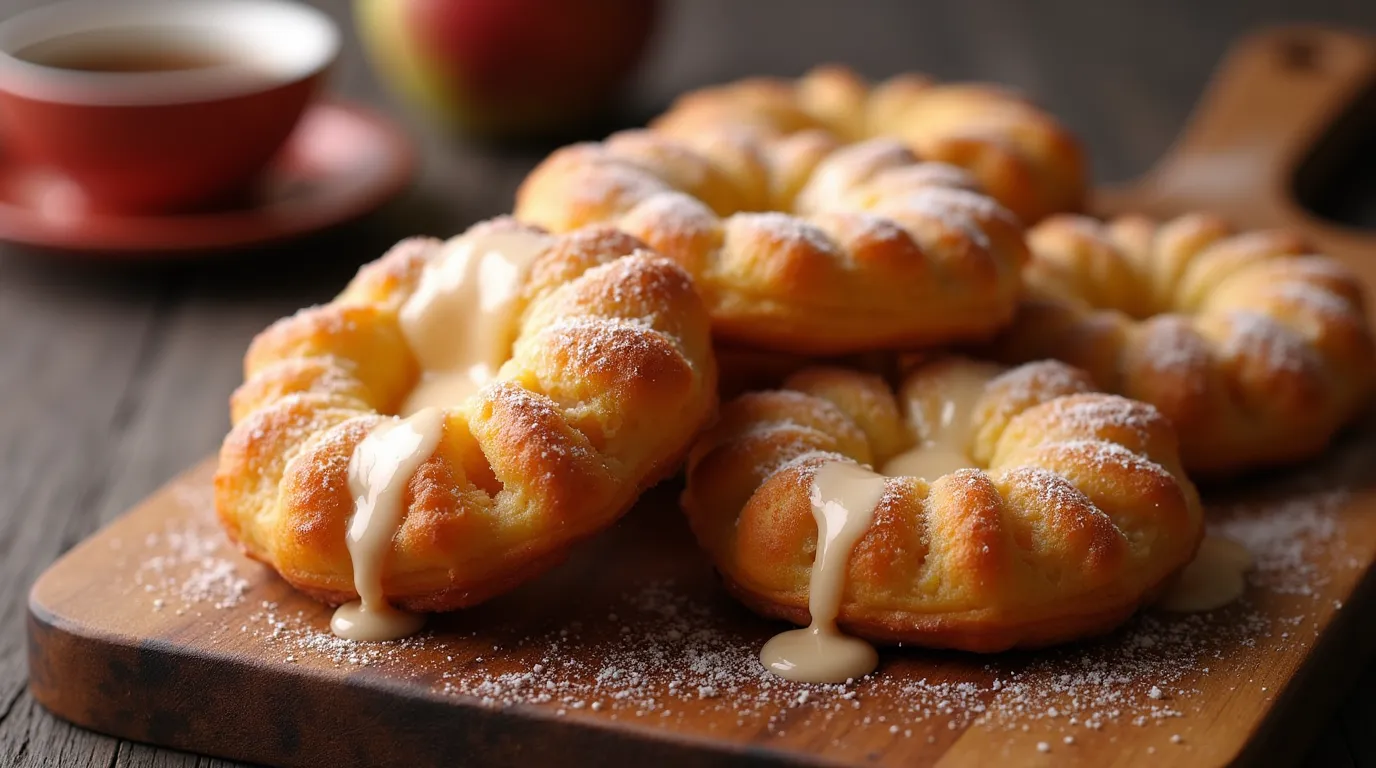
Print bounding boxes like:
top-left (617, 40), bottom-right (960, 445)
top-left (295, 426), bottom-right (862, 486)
top-left (1095, 26), bottom-right (1376, 271)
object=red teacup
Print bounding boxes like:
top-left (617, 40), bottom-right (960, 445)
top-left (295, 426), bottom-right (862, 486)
top-left (0, 0), bottom-right (339, 215)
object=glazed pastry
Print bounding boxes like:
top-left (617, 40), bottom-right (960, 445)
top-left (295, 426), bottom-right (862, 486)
top-left (991, 213), bottom-right (1376, 475)
top-left (682, 358), bottom-right (1202, 653)
top-left (516, 129), bottom-right (1027, 354)
top-left (216, 220), bottom-right (717, 620)
top-left (651, 65), bottom-right (1087, 225)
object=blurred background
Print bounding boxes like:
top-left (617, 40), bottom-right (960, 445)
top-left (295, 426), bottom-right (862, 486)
top-left (2, 1), bottom-right (1376, 765)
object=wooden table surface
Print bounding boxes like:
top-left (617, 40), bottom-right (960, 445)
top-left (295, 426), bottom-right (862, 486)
top-left (3, 1), bottom-right (1375, 766)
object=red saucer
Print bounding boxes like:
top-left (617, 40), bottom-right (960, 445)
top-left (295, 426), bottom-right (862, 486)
top-left (0, 100), bottom-right (416, 255)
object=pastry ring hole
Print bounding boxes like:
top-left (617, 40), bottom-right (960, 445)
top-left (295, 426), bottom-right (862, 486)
top-left (876, 360), bottom-right (994, 481)
top-left (878, 442), bottom-right (980, 481)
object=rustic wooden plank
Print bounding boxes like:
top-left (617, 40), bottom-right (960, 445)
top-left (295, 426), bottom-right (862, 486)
top-left (0, 252), bottom-right (176, 768)
top-left (4, 1), bottom-right (1376, 766)
top-left (24, 446), bottom-right (1376, 767)
top-left (0, 690), bottom-right (119, 768)
top-left (114, 741), bottom-right (245, 768)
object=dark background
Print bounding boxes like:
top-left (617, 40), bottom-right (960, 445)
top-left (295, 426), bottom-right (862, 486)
top-left (2, 1), bottom-right (1376, 766)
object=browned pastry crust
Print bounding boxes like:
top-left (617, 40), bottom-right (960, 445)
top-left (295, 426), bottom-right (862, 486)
top-left (216, 221), bottom-right (717, 611)
top-left (516, 129), bottom-right (1027, 354)
top-left (651, 65), bottom-right (1087, 225)
top-left (682, 359), bottom-right (1203, 653)
top-left (990, 213), bottom-right (1376, 475)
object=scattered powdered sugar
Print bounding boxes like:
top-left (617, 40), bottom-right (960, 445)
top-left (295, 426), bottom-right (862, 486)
top-left (1268, 281), bottom-right (1360, 325)
top-left (624, 191), bottom-right (718, 241)
top-left (999, 465), bottom-right (1102, 522)
top-left (728, 211), bottom-right (845, 259)
top-left (875, 185), bottom-right (1020, 251)
top-left (1132, 317), bottom-right (1212, 382)
top-left (793, 138), bottom-right (915, 213)
top-left (551, 155), bottom-right (672, 214)
top-left (1043, 438), bottom-right (1172, 480)
top-left (131, 445), bottom-right (1359, 753)
top-left (218, 479), bottom-right (1332, 743)
top-left (871, 162), bottom-right (981, 194)
top-left (730, 421), bottom-right (833, 477)
top-left (809, 212), bottom-right (916, 264)
top-left (1039, 394), bottom-right (1161, 445)
top-left (246, 600), bottom-right (432, 667)
top-left (180, 483), bottom-right (1347, 749)
top-left (1213, 490), bottom-right (1347, 596)
top-left (987, 360), bottom-right (1095, 404)
top-left (1216, 310), bottom-right (1316, 376)
top-left (134, 485), bottom-right (249, 613)
top-left (534, 316), bottom-right (668, 379)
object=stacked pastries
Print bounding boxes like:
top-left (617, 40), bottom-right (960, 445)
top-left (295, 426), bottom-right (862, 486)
top-left (216, 66), bottom-right (1376, 655)
top-left (652, 65), bottom-right (1087, 225)
top-left (516, 131), bottom-right (1027, 353)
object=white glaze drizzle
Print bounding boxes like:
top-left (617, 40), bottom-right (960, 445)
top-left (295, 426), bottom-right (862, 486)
top-left (759, 461), bottom-right (884, 683)
top-left (397, 227), bottom-right (550, 415)
top-left (330, 407), bottom-right (445, 641)
top-left (881, 365), bottom-right (989, 480)
top-left (1158, 535), bottom-right (1254, 613)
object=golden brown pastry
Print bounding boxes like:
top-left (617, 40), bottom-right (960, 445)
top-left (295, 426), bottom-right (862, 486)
top-left (216, 219), bottom-right (717, 613)
top-left (682, 358), bottom-right (1202, 652)
top-left (515, 129), bottom-right (1027, 354)
top-left (991, 213), bottom-right (1376, 475)
top-left (651, 65), bottom-right (1087, 225)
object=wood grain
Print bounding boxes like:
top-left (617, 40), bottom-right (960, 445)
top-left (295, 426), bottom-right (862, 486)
top-left (5, 1), bottom-right (1376, 767)
top-left (26, 440), bottom-right (1376, 767)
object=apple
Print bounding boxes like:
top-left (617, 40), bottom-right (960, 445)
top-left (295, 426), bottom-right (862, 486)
top-left (356, 0), bottom-right (658, 137)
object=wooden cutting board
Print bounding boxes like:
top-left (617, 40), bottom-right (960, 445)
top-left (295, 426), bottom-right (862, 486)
top-left (28, 26), bottom-right (1376, 768)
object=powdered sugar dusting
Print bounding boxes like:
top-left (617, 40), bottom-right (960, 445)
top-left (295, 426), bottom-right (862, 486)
top-left (1134, 317), bottom-right (1212, 382)
top-left (173, 483), bottom-right (1350, 747)
top-left (872, 162), bottom-right (981, 194)
top-left (1217, 310), bottom-right (1315, 376)
top-left (876, 185), bottom-right (1018, 251)
top-left (730, 211), bottom-right (845, 258)
top-left (1262, 281), bottom-right (1365, 334)
top-left (1045, 438), bottom-right (1172, 480)
top-left (1042, 395), bottom-right (1160, 445)
top-left (126, 436), bottom-right (1366, 756)
top-left (999, 465), bottom-right (1104, 523)
top-left (1214, 489), bottom-right (1348, 596)
top-left (134, 483), bottom-right (250, 613)
top-left (986, 359), bottom-right (1094, 404)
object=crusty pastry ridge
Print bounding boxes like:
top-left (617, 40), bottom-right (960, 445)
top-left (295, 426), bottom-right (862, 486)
top-left (517, 128), bottom-right (1028, 354)
top-left (992, 213), bottom-right (1376, 474)
top-left (682, 358), bottom-right (1203, 652)
top-left (651, 64), bottom-right (1087, 225)
top-left (215, 221), bottom-right (717, 610)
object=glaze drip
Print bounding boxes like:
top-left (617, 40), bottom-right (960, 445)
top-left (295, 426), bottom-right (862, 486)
top-left (881, 364), bottom-right (989, 479)
top-left (759, 461), bottom-right (883, 683)
top-left (398, 227), bottom-right (551, 414)
top-left (1159, 535), bottom-right (1253, 613)
top-left (331, 407), bottom-right (445, 641)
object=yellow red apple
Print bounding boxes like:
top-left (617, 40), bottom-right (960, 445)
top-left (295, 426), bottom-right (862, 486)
top-left (356, 0), bottom-right (657, 137)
